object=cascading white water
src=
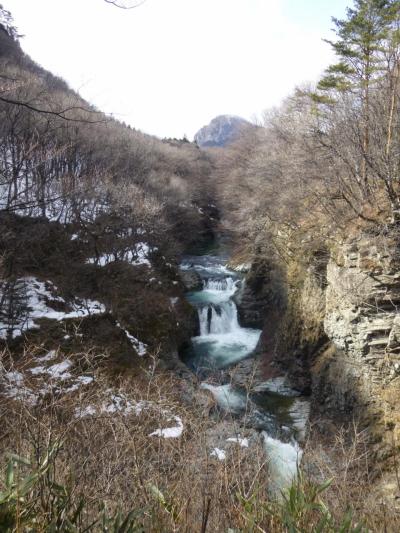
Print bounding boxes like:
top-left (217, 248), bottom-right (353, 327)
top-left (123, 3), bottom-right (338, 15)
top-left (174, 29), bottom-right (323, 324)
top-left (186, 264), bottom-right (261, 368)
top-left (203, 277), bottom-right (236, 292)
top-left (198, 276), bottom-right (240, 335)
top-left (198, 301), bottom-right (239, 335)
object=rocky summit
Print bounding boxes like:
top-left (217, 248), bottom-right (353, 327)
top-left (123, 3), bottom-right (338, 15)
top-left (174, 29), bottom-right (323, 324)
top-left (194, 115), bottom-right (251, 148)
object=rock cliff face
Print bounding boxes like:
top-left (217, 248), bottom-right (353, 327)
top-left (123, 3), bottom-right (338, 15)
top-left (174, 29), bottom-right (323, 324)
top-left (179, 270), bottom-right (203, 292)
top-left (313, 234), bottom-right (400, 455)
top-left (238, 229), bottom-right (400, 464)
top-left (233, 258), bottom-right (286, 329)
top-left (234, 249), bottom-right (327, 394)
top-left (194, 115), bottom-right (251, 148)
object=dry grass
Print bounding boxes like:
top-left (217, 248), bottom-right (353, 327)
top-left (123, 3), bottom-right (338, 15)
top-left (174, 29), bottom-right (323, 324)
top-left (303, 417), bottom-right (400, 532)
top-left (1, 345), bottom-right (400, 531)
top-left (0, 347), bottom-right (271, 531)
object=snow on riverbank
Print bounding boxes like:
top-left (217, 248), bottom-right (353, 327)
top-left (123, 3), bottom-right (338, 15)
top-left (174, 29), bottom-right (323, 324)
top-left (0, 277), bottom-right (105, 339)
top-left (86, 242), bottom-right (154, 268)
top-left (1, 351), bottom-right (94, 404)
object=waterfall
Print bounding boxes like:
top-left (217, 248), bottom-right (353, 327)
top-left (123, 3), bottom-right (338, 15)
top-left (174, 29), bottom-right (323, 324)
top-left (198, 301), bottom-right (239, 335)
top-left (183, 254), bottom-right (260, 368)
top-left (203, 277), bottom-right (236, 292)
top-left (198, 306), bottom-right (211, 336)
top-left (197, 275), bottom-right (240, 335)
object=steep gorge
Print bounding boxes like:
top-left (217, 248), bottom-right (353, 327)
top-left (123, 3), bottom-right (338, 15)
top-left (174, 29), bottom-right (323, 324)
top-left (229, 225), bottom-right (400, 497)
top-left (2, 4), bottom-right (400, 528)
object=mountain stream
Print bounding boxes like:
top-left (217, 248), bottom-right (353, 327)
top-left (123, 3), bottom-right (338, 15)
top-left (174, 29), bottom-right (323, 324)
top-left (180, 244), bottom-right (310, 496)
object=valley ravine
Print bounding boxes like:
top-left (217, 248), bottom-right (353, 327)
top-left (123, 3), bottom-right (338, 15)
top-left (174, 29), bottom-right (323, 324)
top-left (180, 243), bottom-right (310, 496)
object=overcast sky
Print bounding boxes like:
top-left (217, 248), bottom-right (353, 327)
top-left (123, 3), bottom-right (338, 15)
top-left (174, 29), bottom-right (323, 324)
top-left (5, 0), bottom-right (350, 139)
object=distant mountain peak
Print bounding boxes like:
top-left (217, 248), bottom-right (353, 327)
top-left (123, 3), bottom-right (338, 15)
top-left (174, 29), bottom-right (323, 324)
top-left (194, 115), bottom-right (251, 148)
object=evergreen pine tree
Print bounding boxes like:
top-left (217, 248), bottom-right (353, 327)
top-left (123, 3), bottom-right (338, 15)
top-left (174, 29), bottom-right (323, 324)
top-left (317, 0), bottom-right (400, 202)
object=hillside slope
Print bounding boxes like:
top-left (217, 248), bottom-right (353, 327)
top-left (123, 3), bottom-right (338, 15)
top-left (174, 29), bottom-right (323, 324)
top-left (0, 22), bottom-right (220, 373)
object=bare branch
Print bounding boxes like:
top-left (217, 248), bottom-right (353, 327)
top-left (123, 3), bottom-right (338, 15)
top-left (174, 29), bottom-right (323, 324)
top-left (104, 0), bottom-right (146, 9)
top-left (0, 95), bottom-right (107, 123)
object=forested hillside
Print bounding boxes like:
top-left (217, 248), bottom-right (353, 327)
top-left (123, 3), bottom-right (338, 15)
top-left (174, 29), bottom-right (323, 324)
top-left (0, 18), bottom-right (218, 352)
top-left (0, 15), bottom-right (228, 530)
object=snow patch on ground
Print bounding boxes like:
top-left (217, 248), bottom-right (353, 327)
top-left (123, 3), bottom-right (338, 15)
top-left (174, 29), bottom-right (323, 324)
top-left (30, 360), bottom-right (72, 380)
top-left (77, 405), bottom-right (97, 417)
top-left (0, 277), bottom-right (105, 339)
top-left (116, 322), bottom-right (147, 356)
top-left (5, 371), bottom-right (23, 384)
top-left (36, 350), bottom-right (58, 363)
top-left (74, 393), bottom-right (150, 418)
top-left (226, 436), bottom-right (249, 448)
top-left (86, 242), bottom-right (154, 268)
top-left (75, 392), bottom-right (184, 440)
top-left (210, 447), bottom-right (226, 461)
top-left (149, 416), bottom-right (184, 439)
top-left (64, 375), bottom-right (94, 393)
top-left (2, 371), bottom-right (38, 405)
top-left (1, 355), bottom-right (94, 405)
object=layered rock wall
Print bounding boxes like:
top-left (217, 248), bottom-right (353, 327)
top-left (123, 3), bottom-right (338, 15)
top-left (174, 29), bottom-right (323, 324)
top-left (314, 235), bottom-right (400, 454)
top-left (238, 230), bottom-right (400, 461)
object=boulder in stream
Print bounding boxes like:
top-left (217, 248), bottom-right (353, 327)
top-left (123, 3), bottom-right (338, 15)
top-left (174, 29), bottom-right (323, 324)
top-left (179, 270), bottom-right (203, 291)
